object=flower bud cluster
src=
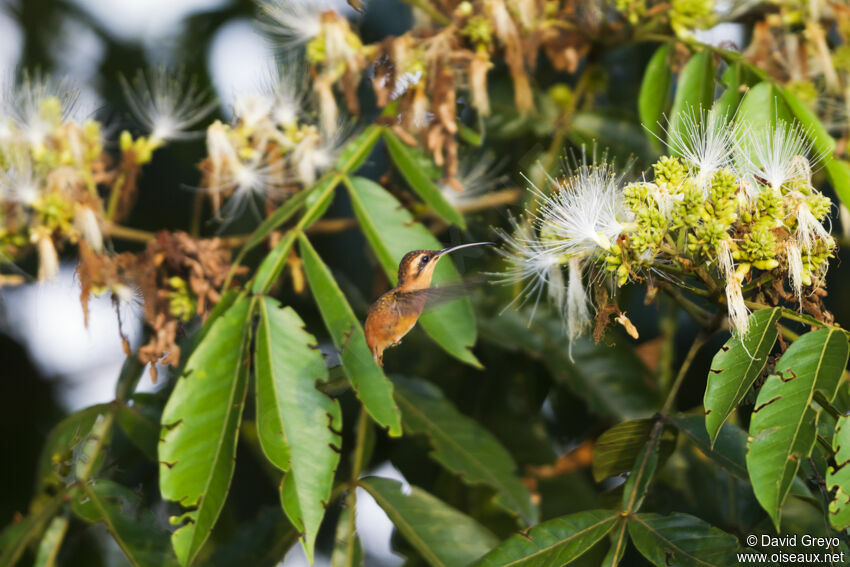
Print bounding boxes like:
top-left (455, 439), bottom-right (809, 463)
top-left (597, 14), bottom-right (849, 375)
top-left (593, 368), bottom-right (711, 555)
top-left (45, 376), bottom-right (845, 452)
top-left (498, 115), bottom-right (836, 338)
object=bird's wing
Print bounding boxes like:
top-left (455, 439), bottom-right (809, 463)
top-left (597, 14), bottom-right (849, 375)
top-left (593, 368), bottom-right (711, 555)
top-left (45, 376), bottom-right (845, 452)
top-left (399, 279), bottom-right (482, 314)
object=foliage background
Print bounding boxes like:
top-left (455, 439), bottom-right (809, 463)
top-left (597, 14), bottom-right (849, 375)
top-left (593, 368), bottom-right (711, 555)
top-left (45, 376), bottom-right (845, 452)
top-left (4, 0), bottom-right (850, 566)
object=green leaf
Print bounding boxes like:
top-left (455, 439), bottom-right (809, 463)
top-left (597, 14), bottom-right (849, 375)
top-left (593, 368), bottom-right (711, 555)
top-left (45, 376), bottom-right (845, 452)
top-left (330, 507), bottom-right (363, 567)
top-left (345, 176), bottom-right (481, 367)
top-left (827, 415), bottom-right (850, 530)
top-left (825, 159), bottom-right (850, 207)
top-left (593, 419), bottom-right (676, 483)
top-left (474, 509), bottom-right (618, 567)
top-left (747, 328), bottom-right (850, 530)
top-left (298, 234), bottom-right (402, 436)
top-left (479, 309), bottom-right (660, 420)
top-left (628, 512), bottom-right (739, 567)
top-left (670, 415), bottom-right (748, 479)
top-left (115, 350), bottom-right (146, 401)
top-left (638, 44), bottom-right (673, 148)
top-left (668, 50), bottom-right (715, 143)
top-left (280, 473), bottom-right (303, 532)
top-left (704, 308), bottom-right (781, 445)
top-left (74, 410), bottom-right (113, 480)
top-left (36, 404), bottom-right (110, 494)
top-left (333, 125), bottom-right (383, 173)
top-left (34, 515), bottom-right (68, 567)
top-left (621, 422), bottom-right (664, 513)
top-left (71, 480), bottom-right (178, 567)
top-left (359, 477), bottom-right (498, 567)
top-left (254, 298), bottom-right (342, 560)
top-left (458, 123), bottom-right (483, 147)
top-left (779, 85), bottom-right (835, 159)
top-left (159, 298), bottom-right (253, 566)
top-left (712, 62), bottom-right (755, 120)
top-left (382, 130), bottom-right (466, 228)
top-left (602, 519), bottom-right (629, 567)
top-left (251, 231), bottom-right (298, 295)
top-left (736, 81), bottom-right (793, 130)
top-left (117, 397), bottom-right (160, 461)
top-left (299, 178), bottom-right (338, 228)
top-left (393, 376), bottom-right (536, 525)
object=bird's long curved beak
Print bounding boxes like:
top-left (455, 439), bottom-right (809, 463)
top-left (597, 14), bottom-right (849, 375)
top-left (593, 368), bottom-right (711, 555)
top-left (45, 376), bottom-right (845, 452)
top-left (435, 241), bottom-right (495, 258)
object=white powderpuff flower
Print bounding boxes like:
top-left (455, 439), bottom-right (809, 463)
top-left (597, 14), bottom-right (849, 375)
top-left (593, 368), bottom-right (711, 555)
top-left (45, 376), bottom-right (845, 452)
top-left (206, 121), bottom-right (240, 172)
top-left (3, 73), bottom-right (81, 147)
top-left (784, 240), bottom-right (804, 303)
top-left (233, 93), bottom-right (274, 130)
top-left (1, 156), bottom-right (41, 205)
top-left (534, 161), bottom-right (630, 259)
top-left (439, 153), bottom-right (505, 207)
top-left (736, 120), bottom-right (817, 191)
top-left (566, 257), bottom-right (591, 341)
top-left (36, 235), bottom-right (59, 281)
top-left (793, 200), bottom-right (831, 250)
top-left (217, 160), bottom-right (279, 221)
top-left (258, 0), bottom-right (329, 48)
top-left (493, 216), bottom-right (566, 321)
top-left (120, 68), bottom-right (217, 144)
top-left (663, 106), bottom-right (740, 189)
top-left (292, 127), bottom-right (343, 186)
top-left (263, 64), bottom-right (306, 128)
top-left (205, 121), bottom-right (279, 221)
top-left (75, 205), bottom-right (103, 252)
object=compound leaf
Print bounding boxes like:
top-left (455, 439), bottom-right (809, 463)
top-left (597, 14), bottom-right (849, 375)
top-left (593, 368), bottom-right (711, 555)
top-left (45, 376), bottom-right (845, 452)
top-left (254, 298), bottom-right (342, 560)
top-left (159, 298), bottom-right (253, 565)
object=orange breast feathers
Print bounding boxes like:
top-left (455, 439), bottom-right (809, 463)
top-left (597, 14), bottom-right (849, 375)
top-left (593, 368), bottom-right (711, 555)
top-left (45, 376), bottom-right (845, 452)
top-left (364, 290), bottom-right (427, 365)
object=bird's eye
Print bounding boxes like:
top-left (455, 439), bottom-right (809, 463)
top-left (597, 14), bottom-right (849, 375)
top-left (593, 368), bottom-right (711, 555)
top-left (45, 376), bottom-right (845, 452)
top-left (420, 255), bottom-right (430, 265)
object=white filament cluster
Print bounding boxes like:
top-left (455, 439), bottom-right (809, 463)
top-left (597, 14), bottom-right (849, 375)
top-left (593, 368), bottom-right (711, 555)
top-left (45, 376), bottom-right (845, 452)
top-left (120, 67), bottom-right (217, 144)
top-left (664, 106), bottom-right (740, 189)
top-left (736, 119), bottom-right (816, 191)
top-left (533, 163), bottom-right (631, 259)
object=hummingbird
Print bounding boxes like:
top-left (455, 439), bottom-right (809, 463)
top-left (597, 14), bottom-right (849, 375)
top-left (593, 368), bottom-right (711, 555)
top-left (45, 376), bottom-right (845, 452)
top-left (365, 242), bottom-right (494, 366)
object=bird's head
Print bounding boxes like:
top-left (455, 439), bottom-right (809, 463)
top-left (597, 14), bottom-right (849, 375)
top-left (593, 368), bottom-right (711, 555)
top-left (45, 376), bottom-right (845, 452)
top-left (396, 242), bottom-right (493, 290)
